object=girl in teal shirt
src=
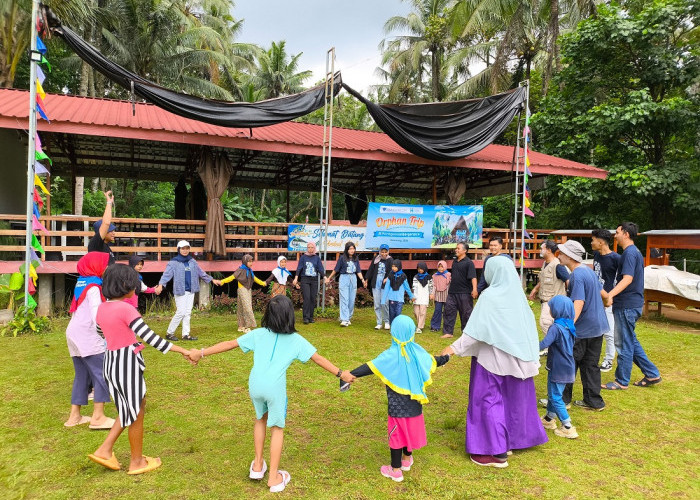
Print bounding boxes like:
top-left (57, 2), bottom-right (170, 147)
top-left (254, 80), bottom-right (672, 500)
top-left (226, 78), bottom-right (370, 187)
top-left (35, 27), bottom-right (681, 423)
top-left (190, 296), bottom-right (354, 493)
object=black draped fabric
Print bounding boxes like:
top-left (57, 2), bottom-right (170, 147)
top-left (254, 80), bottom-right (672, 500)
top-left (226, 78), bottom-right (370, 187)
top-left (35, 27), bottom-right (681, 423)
top-left (342, 84), bottom-right (526, 161)
top-left (52, 23), bottom-right (342, 128)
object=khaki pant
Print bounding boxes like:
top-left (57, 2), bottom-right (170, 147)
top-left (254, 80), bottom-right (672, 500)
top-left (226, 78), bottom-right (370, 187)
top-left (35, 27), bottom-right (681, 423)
top-left (539, 301), bottom-right (554, 335)
top-left (413, 304), bottom-right (427, 329)
top-left (237, 287), bottom-right (257, 329)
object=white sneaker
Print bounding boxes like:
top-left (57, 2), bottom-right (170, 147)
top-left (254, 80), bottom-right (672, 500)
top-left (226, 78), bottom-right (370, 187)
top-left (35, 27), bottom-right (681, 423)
top-left (599, 360), bottom-right (613, 372)
top-left (340, 321), bottom-right (348, 327)
top-left (539, 348), bottom-right (549, 356)
top-left (415, 328), bottom-right (422, 334)
top-left (374, 324), bottom-right (382, 330)
top-left (554, 425), bottom-right (579, 439)
top-left (249, 460), bottom-right (267, 479)
top-left (384, 322), bottom-right (391, 330)
top-left (347, 321), bottom-right (351, 326)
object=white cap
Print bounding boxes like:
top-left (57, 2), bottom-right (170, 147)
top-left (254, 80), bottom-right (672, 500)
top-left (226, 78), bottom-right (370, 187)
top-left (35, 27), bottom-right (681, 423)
top-left (557, 240), bottom-right (585, 263)
top-left (177, 240), bottom-right (191, 248)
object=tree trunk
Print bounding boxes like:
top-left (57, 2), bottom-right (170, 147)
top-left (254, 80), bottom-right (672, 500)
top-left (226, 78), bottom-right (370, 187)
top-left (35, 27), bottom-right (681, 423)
top-left (74, 177), bottom-right (85, 215)
top-left (431, 50), bottom-right (441, 102)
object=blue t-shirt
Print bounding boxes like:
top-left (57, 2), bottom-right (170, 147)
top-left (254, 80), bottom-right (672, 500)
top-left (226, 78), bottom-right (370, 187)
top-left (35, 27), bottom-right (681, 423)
top-left (593, 251), bottom-right (621, 293)
top-left (237, 328), bottom-right (317, 391)
top-left (614, 244), bottom-right (645, 311)
top-left (334, 255), bottom-right (358, 274)
top-left (568, 265), bottom-right (608, 338)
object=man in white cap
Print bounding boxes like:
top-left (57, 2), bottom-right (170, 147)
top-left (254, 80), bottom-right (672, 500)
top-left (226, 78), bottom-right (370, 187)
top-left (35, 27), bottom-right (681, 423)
top-left (557, 240), bottom-right (608, 411)
top-left (155, 240), bottom-right (221, 341)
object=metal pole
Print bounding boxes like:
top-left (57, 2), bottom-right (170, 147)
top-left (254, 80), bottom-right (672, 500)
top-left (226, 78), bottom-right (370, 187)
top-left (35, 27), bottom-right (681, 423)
top-left (519, 80), bottom-right (530, 282)
top-left (320, 48), bottom-right (335, 311)
top-left (24, 0), bottom-right (40, 308)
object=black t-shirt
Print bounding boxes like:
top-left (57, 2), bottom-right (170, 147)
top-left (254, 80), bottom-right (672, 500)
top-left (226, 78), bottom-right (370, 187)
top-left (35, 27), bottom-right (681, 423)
top-left (448, 256), bottom-right (477, 294)
top-left (593, 251), bottom-right (621, 293)
top-left (87, 232), bottom-right (115, 264)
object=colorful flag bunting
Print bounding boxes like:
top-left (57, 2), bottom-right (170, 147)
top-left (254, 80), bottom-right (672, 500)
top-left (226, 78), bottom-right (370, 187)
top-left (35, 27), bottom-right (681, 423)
top-left (36, 80), bottom-right (46, 100)
top-left (525, 197), bottom-right (531, 208)
top-left (32, 215), bottom-right (50, 235)
top-left (36, 103), bottom-right (50, 122)
top-left (34, 175), bottom-right (49, 195)
top-left (40, 55), bottom-right (51, 71)
top-left (31, 234), bottom-right (44, 254)
top-left (35, 150), bottom-right (51, 164)
top-left (524, 207), bottom-right (535, 217)
top-left (32, 202), bottom-right (41, 220)
top-left (33, 188), bottom-right (43, 209)
top-left (37, 66), bottom-right (46, 85)
top-left (35, 161), bottom-right (50, 175)
top-left (36, 36), bottom-right (47, 55)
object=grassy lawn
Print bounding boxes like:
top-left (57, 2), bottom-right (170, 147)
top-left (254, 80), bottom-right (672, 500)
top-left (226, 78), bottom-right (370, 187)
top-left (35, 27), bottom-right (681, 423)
top-left (0, 304), bottom-right (698, 499)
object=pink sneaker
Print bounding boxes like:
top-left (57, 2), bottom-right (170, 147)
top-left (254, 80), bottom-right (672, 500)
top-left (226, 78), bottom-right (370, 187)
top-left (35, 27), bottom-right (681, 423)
top-left (401, 456), bottom-right (414, 471)
top-left (380, 465), bottom-right (404, 482)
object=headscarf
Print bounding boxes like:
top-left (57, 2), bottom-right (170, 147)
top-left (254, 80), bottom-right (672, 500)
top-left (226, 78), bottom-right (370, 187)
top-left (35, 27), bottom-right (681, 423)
top-left (367, 315), bottom-right (437, 404)
top-left (70, 252), bottom-right (109, 313)
top-left (271, 255), bottom-right (291, 285)
top-left (432, 260), bottom-right (450, 292)
top-left (388, 259), bottom-right (406, 291)
top-left (173, 252), bottom-right (193, 263)
top-left (415, 262), bottom-right (430, 287)
top-left (305, 242), bottom-right (317, 256)
top-left (373, 243), bottom-right (391, 264)
top-left (462, 257), bottom-right (539, 362)
top-left (128, 255), bottom-right (145, 293)
top-left (548, 295), bottom-right (577, 338)
top-left (239, 254), bottom-right (254, 278)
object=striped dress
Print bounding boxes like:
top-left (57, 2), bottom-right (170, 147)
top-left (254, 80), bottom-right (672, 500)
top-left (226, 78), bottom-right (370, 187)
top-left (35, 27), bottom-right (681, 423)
top-left (96, 300), bottom-right (173, 427)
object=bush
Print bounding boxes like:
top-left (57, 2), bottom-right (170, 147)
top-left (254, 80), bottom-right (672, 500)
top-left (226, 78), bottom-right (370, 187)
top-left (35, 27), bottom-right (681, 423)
top-left (210, 293), bottom-right (237, 314)
top-left (1, 306), bottom-right (51, 337)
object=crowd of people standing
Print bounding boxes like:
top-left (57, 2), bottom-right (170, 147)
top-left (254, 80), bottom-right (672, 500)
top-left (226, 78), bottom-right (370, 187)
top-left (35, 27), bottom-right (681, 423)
top-left (64, 191), bottom-right (662, 490)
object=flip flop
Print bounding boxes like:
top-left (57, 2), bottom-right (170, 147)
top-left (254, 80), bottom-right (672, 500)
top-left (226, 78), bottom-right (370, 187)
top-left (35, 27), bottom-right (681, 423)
top-left (127, 456), bottom-right (162, 475)
top-left (269, 470), bottom-right (291, 493)
top-left (601, 381), bottom-right (628, 390)
top-left (88, 452), bottom-right (121, 471)
top-left (64, 416), bottom-right (91, 427)
top-left (634, 376), bottom-right (662, 387)
top-left (89, 417), bottom-right (116, 430)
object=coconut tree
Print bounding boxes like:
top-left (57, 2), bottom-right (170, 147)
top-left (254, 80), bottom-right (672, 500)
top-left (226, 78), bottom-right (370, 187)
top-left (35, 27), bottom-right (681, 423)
top-left (249, 40), bottom-right (312, 99)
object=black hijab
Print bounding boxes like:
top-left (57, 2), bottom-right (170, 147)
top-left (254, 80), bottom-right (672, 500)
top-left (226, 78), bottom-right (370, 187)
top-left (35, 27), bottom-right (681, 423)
top-left (388, 259), bottom-right (406, 291)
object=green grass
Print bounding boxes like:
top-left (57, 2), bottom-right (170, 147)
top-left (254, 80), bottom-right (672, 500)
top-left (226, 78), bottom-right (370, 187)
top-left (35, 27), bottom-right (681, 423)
top-left (1, 305), bottom-right (698, 499)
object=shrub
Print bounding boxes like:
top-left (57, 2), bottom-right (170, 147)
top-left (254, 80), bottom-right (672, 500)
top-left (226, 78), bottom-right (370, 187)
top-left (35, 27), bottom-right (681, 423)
top-left (1, 306), bottom-right (51, 337)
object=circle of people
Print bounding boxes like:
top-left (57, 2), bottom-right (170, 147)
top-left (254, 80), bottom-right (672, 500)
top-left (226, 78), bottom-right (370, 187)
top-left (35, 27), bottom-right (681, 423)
top-left (66, 194), bottom-right (662, 493)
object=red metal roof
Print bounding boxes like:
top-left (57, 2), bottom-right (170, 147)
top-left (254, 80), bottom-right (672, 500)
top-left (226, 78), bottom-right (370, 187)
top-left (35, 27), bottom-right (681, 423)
top-left (0, 88), bottom-right (605, 178)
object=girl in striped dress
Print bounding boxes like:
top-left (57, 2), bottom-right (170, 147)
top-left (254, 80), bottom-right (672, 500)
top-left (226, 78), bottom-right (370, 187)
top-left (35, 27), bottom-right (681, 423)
top-left (88, 264), bottom-right (192, 475)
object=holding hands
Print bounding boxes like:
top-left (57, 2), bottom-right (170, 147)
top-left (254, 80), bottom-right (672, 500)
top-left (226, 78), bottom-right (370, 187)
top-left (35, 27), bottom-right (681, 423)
top-left (154, 284), bottom-right (164, 295)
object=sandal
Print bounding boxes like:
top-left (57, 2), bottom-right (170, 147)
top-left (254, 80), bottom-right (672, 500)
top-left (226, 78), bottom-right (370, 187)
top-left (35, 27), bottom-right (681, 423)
top-left (634, 376), bottom-right (662, 387)
top-left (127, 456), bottom-right (162, 475)
top-left (601, 381), bottom-right (628, 390)
top-left (88, 452), bottom-right (122, 471)
top-left (269, 470), bottom-right (291, 493)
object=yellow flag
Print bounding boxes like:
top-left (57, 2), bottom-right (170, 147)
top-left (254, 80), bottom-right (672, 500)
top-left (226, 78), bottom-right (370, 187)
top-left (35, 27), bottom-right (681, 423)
top-left (34, 175), bottom-right (50, 195)
top-left (28, 262), bottom-right (38, 286)
top-left (36, 80), bottom-right (46, 100)
top-left (525, 197), bottom-right (531, 208)
top-left (525, 155), bottom-right (531, 167)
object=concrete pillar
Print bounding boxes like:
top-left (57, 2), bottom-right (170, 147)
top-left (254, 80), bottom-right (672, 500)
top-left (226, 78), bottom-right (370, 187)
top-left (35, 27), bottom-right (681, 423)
top-left (198, 280), bottom-right (210, 309)
top-left (54, 273), bottom-right (66, 311)
top-left (37, 274), bottom-right (53, 317)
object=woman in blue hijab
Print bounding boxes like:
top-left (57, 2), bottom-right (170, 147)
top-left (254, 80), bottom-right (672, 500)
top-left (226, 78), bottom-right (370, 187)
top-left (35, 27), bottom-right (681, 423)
top-left (343, 315), bottom-right (450, 482)
top-left (442, 257), bottom-right (547, 468)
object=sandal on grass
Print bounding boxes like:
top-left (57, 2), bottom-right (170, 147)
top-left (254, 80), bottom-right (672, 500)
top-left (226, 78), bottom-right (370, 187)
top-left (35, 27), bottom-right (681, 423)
top-left (127, 456), bottom-right (162, 475)
top-left (64, 416), bottom-right (91, 427)
top-left (88, 452), bottom-right (121, 471)
top-left (601, 381), bottom-right (628, 390)
top-left (634, 376), bottom-right (662, 387)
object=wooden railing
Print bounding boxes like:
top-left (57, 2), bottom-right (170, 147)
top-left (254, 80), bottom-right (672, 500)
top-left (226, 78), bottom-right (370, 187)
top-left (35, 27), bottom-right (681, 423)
top-left (0, 214), bottom-right (554, 262)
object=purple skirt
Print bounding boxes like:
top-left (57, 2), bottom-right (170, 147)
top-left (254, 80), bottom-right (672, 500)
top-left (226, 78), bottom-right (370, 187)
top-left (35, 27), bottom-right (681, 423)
top-left (466, 357), bottom-right (548, 455)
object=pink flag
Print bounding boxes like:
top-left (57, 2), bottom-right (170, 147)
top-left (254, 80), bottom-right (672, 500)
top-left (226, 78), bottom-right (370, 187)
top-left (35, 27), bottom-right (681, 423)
top-left (524, 207), bottom-right (535, 217)
top-left (36, 133), bottom-right (42, 152)
top-left (32, 215), bottom-right (50, 235)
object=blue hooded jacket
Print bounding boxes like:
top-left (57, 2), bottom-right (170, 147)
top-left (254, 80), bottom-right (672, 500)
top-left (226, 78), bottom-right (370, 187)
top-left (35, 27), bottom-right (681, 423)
top-left (539, 295), bottom-right (577, 384)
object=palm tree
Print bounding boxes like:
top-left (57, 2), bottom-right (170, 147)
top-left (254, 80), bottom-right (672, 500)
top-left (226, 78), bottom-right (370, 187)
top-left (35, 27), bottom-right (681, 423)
top-left (249, 40), bottom-right (312, 99)
top-left (379, 0), bottom-right (457, 102)
top-left (0, 0), bottom-right (91, 88)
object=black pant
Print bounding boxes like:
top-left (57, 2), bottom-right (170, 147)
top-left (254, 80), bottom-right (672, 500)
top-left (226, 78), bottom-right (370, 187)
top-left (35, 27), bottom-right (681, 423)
top-left (390, 447), bottom-right (413, 469)
top-left (563, 335), bottom-right (605, 408)
top-left (300, 277), bottom-right (318, 322)
top-left (442, 293), bottom-right (473, 335)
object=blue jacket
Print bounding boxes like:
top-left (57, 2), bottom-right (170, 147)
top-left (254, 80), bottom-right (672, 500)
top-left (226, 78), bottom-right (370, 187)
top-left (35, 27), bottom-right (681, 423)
top-left (539, 323), bottom-right (576, 384)
top-left (381, 279), bottom-right (414, 304)
top-left (159, 258), bottom-right (213, 296)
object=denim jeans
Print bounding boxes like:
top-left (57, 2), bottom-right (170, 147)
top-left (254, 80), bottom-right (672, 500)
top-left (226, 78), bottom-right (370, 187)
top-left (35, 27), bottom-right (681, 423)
top-left (546, 378), bottom-right (570, 426)
top-left (602, 305), bottom-right (616, 363)
top-left (338, 274), bottom-right (357, 322)
top-left (430, 301), bottom-right (445, 330)
top-left (614, 307), bottom-right (660, 386)
top-left (388, 300), bottom-right (404, 326)
top-left (373, 283), bottom-right (389, 325)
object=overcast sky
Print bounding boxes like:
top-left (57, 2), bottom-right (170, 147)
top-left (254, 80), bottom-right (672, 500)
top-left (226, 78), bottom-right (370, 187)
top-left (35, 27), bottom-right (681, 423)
top-left (233, 0), bottom-right (410, 94)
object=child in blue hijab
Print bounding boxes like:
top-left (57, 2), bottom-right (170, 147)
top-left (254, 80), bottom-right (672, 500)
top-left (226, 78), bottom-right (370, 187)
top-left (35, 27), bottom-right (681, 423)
top-left (539, 295), bottom-right (578, 439)
top-left (342, 315), bottom-right (450, 482)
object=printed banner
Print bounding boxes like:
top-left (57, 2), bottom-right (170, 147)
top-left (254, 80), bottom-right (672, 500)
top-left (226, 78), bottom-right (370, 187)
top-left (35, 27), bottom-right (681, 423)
top-left (366, 202), bottom-right (483, 249)
top-left (287, 224), bottom-right (366, 252)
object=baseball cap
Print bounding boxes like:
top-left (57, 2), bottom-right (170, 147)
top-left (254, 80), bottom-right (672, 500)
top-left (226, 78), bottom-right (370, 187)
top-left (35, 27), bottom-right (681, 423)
top-left (379, 244), bottom-right (390, 251)
top-left (557, 240), bottom-right (585, 263)
top-left (177, 240), bottom-right (191, 248)
top-left (94, 220), bottom-right (117, 233)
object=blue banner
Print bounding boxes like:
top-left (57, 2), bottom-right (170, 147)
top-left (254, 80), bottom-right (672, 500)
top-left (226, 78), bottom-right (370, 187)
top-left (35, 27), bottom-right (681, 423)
top-left (287, 224), bottom-right (366, 252)
top-left (366, 202), bottom-right (483, 249)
